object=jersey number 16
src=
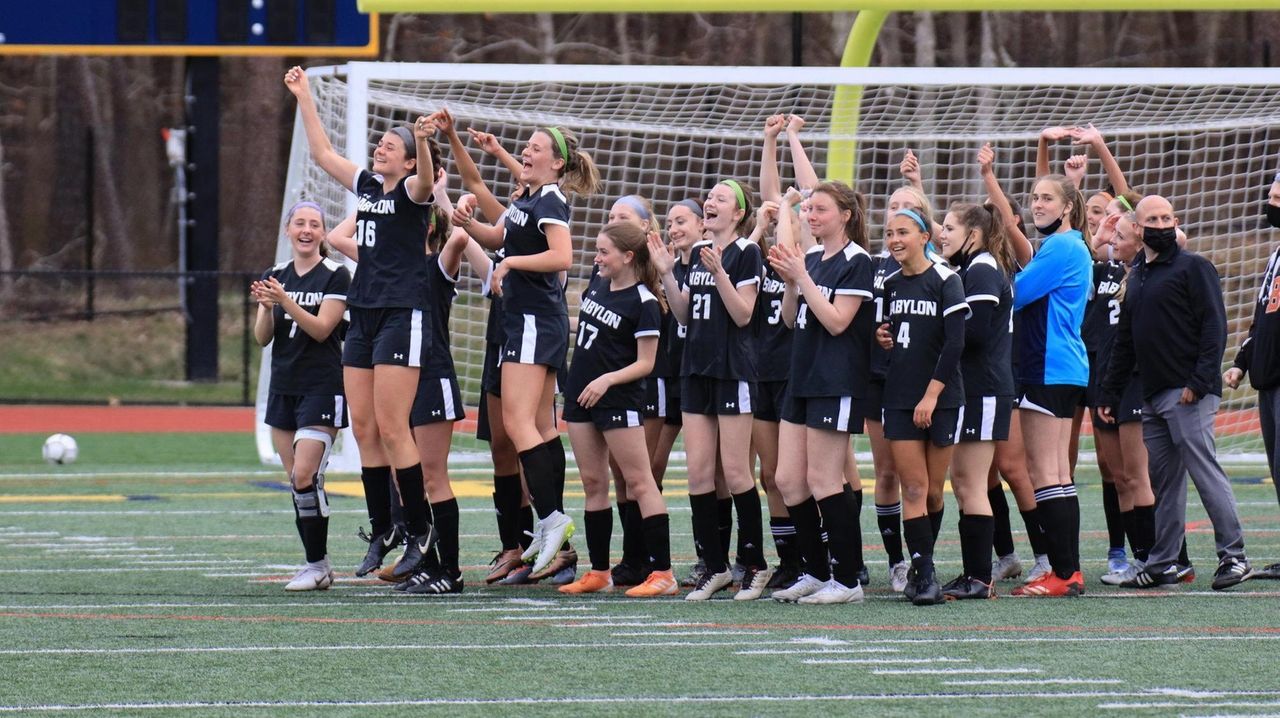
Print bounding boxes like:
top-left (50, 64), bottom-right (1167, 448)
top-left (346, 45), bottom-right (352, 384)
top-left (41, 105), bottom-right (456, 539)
top-left (356, 219), bottom-right (377, 248)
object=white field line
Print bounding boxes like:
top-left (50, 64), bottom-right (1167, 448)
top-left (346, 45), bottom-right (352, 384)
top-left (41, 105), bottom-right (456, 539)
top-left (5, 691), bottom-right (1280, 712)
top-left (868, 667), bottom-right (1042, 675)
top-left (801, 658), bottom-right (971, 665)
top-left (945, 679), bottom-right (1126, 686)
top-left (855, 635), bottom-right (1280, 645)
top-left (1102, 701), bottom-right (1280, 710)
top-left (736, 648), bottom-right (903, 655)
top-left (447, 606), bottom-right (596, 613)
top-left (555, 621), bottom-right (717, 628)
top-left (497, 614), bottom-right (654, 621)
top-left (614, 631), bottom-right (771, 636)
top-left (0, 640), bottom-right (798, 656)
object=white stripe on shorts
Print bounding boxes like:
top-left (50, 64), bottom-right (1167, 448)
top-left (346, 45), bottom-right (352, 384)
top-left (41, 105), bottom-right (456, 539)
top-left (656, 378), bottom-right (668, 419)
top-left (520, 314), bottom-right (537, 364)
top-left (837, 396), bottom-right (852, 432)
top-left (626, 410), bottom-right (641, 427)
top-left (981, 396), bottom-right (996, 440)
top-left (953, 404), bottom-right (965, 444)
top-left (409, 309), bottom-right (423, 368)
top-left (738, 381), bottom-right (752, 413)
top-left (441, 378), bottom-right (459, 420)
top-left (333, 395), bottom-right (344, 428)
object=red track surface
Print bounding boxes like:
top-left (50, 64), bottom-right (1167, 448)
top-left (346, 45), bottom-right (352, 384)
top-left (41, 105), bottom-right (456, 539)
top-left (0, 404), bottom-right (480, 434)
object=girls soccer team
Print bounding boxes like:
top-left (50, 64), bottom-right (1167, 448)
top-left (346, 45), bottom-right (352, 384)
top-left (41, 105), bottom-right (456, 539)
top-left (266, 67), bottom-right (1226, 602)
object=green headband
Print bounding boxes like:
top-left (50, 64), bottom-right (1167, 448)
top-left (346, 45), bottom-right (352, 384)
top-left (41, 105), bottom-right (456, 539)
top-left (722, 179), bottom-right (747, 211)
top-left (545, 127), bottom-right (569, 162)
top-left (1116, 195), bottom-right (1133, 212)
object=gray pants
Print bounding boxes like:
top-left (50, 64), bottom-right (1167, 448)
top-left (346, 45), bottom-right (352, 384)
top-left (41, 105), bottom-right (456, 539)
top-left (1143, 388), bottom-right (1246, 571)
top-left (1261, 388), bottom-right (1280, 506)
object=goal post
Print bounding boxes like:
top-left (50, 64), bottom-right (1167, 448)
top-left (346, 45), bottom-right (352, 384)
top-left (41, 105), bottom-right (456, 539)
top-left (261, 62), bottom-right (1280, 467)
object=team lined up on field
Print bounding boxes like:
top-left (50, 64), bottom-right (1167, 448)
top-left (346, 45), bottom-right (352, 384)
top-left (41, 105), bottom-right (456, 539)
top-left (260, 66), bottom-right (1280, 601)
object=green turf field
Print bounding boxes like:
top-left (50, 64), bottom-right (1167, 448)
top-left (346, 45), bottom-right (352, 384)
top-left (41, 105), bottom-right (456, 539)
top-left (1, 432), bottom-right (1278, 716)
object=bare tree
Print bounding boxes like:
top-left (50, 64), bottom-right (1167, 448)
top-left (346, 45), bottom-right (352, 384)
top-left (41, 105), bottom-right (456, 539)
top-left (914, 11), bottom-right (937, 67)
top-left (75, 57), bottom-right (134, 270)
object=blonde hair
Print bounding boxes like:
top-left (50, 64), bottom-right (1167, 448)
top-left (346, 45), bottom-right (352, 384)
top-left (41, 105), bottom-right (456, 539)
top-left (546, 126), bottom-right (601, 196)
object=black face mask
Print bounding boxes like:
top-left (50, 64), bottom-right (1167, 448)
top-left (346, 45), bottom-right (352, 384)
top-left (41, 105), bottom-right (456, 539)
top-left (1143, 225), bottom-right (1178, 254)
top-left (950, 232), bottom-right (978, 269)
top-left (1035, 215), bottom-right (1064, 237)
top-left (1265, 203), bottom-right (1280, 229)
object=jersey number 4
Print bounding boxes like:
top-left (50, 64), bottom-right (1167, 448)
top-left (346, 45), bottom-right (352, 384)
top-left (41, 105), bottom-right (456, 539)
top-left (356, 219), bottom-right (377, 248)
top-left (896, 321), bottom-right (911, 348)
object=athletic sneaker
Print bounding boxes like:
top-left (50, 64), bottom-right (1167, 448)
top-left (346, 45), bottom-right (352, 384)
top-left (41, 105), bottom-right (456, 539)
top-left (771, 573), bottom-right (825, 603)
top-left (354, 525), bottom-right (403, 577)
top-left (682, 558), bottom-right (707, 587)
top-left (610, 561), bottom-right (651, 587)
top-left (1067, 570), bottom-right (1086, 595)
top-left (1023, 555), bottom-right (1052, 584)
top-left (992, 553), bottom-right (1023, 581)
top-left (390, 525), bottom-right (438, 581)
top-left (1107, 548), bottom-right (1129, 576)
top-left (405, 571), bottom-right (464, 595)
top-left (285, 560), bottom-right (333, 591)
top-left (376, 559), bottom-right (402, 583)
top-left (559, 568), bottom-right (613, 594)
top-left (733, 566), bottom-right (774, 601)
top-left (766, 563), bottom-right (801, 590)
top-left (684, 568), bottom-right (733, 601)
top-left (530, 512), bottom-right (575, 576)
top-left (1013, 572), bottom-right (1082, 597)
top-left (1211, 557), bottom-right (1253, 591)
top-left (941, 574), bottom-right (995, 600)
top-left (798, 578), bottom-right (864, 604)
top-left (497, 564), bottom-right (535, 585)
top-left (1173, 563), bottom-right (1196, 584)
top-left (530, 545), bottom-right (579, 582)
top-left (626, 569), bottom-right (680, 597)
top-left (856, 565), bottom-right (871, 588)
top-left (1101, 559), bottom-right (1146, 586)
top-left (1117, 564), bottom-right (1179, 589)
top-left (911, 568), bottom-right (944, 606)
top-left (546, 564), bottom-right (577, 586)
top-left (485, 549), bottom-right (524, 584)
top-left (1257, 562), bottom-right (1280, 580)
top-left (889, 561), bottom-right (910, 593)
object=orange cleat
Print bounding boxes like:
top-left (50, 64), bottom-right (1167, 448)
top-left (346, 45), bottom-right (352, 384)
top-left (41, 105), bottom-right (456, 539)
top-left (558, 568), bottom-right (614, 594)
top-left (1013, 572), bottom-right (1082, 597)
top-left (625, 569), bottom-right (680, 597)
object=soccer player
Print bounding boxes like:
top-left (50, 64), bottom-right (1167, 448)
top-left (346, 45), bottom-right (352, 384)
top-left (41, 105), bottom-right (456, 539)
top-left (877, 207), bottom-right (967, 606)
top-left (937, 202), bottom-right (1016, 600)
top-left (558, 222), bottom-right (677, 597)
top-left (253, 201), bottom-right (350, 591)
top-left (650, 179), bottom-right (768, 601)
top-left (284, 67), bottom-right (439, 581)
top-left (1224, 172), bottom-right (1280, 580)
top-left (766, 181), bottom-right (874, 604)
top-left (453, 125), bottom-right (600, 579)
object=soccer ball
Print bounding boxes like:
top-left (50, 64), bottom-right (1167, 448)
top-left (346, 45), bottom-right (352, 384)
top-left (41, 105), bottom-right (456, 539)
top-left (42, 434), bottom-right (78, 465)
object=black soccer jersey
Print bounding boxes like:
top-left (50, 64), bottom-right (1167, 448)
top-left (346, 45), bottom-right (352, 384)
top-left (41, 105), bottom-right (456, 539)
top-left (869, 251), bottom-right (900, 381)
top-left (565, 275), bottom-right (663, 410)
top-left (419, 253), bottom-right (459, 380)
top-left (502, 184), bottom-right (571, 317)
top-left (753, 263), bottom-right (793, 382)
top-left (662, 258), bottom-right (692, 374)
top-left (264, 257), bottom-right (351, 395)
top-left (346, 169), bottom-right (433, 309)
top-left (681, 238), bottom-right (763, 380)
top-left (789, 242), bottom-right (876, 398)
top-left (1081, 259), bottom-right (1126, 355)
top-left (959, 252), bottom-right (1015, 397)
top-left (482, 248), bottom-right (507, 346)
top-left (883, 262), bottom-right (969, 409)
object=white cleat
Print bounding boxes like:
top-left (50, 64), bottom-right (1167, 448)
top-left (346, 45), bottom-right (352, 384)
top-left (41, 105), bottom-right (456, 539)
top-left (889, 560), bottom-right (911, 593)
top-left (733, 566), bottom-right (774, 601)
top-left (285, 559), bottom-right (334, 591)
top-left (530, 511), bottom-right (575, 576)
top-left (798, 578), bottom-right (865, 605)
top-left (771, 573), bottom-right (826, 603)
top-left (992, 553), bottom-right (1024, 581)
top-left (1023, 554), bottom-right (1052, 584)
top-left (685, 569), bottom-right (734, 601)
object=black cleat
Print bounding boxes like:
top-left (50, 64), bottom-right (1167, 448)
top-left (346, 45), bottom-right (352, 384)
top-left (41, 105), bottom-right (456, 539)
top-left (910, 559), bottom-right (944, 606)
top-left (766, 562), bottom-right (801, 589)
top-left (903, 565), bottom-right (918, 601)
top-left (390, 525), bottom-right (439, 581)
top-left (941, 574), bottom-right (996, 600)
top-left (1257, 562), bottom-right (1280, 580)
top-left (1211, 557), bottom-right (1253, 591)
top-left (856, 564), bottom-right (871, 588)
top-left (610, 561), bottom-right (652, 587)
top-left (355, 525), bottom-right (403, 577)
top-left (681, 558), bottom-right (707, 587)
top-left (406, 571), bottom-right (464, 595)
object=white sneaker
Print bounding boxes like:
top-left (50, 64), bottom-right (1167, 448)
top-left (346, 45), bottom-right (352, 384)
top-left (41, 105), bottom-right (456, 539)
top-left (771, 573), bottom-right (826, 603)
top-left (733, 566), bottom-right (774, 601)
top-left (520, 521), bottom-right (545, 563)
top-left (1102, 559), bottom-right (1145, 586)
top-left (992, 553), bottom-right (1023, 581)
top-left (798, 578), bottom-right (864, 604)
top-left (285, 559), bottom-right (333, 591)
top-left (530, 511), bottom-right (575, 576)
top-left (685, 569), bottom-right (734, 601)
top-left (889, 560), bottom-right (910, 593)
top-left (1023, 554), bottom-right (1052, 584)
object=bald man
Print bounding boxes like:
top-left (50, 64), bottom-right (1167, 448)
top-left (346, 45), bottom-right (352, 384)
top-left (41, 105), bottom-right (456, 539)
top-left (1100, 195), bottom-right (1254, 591)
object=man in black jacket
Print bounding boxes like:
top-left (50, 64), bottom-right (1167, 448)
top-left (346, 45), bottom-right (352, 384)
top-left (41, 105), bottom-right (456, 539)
top-left (1101, 195), bottom-right (1253, 591)
top-left (1224, 175), bottom-right (1280, 580)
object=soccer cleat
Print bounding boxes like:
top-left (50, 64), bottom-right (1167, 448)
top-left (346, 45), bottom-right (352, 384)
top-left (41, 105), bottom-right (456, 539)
top-left (684, 568), bottom-right (733, 601)
top-left (376, 558), bottom-right (403, 583)
top-left (902, 566), bottom-right (918, 601)
top-left (1016, 572), bottom-right (1083, 597)
top-left (766, 563), bottom-right (801, 590)
top-left (354, 525), bottom-right (403, 577)
top-left (682, 558), bottom-right (707, 587)
top-left (530, 545), bottom-right (579, 582)
top-left (856, 565), bottom-right (871, 588)
top-left (1023, 555), bottom-right (1052, 584)
top-left (1211, 557), bottom-right (1253, 591)
top-left (529, 512), bottom-right (575, 577)
top-left (992, 553), bottom-right (1023, 581)
top-left (941, 574), bottom-right (995, 600)
top-left (520, 523), bottom-right (545, 563)
top-left (497, 564), bottom-right (535, 585)
top-left (731, 562), bottom-right (748, 586)
top-left (1107, 548), bottom-right (1129, 576)
top-left (625, 569), bottom-right (680, 597)
top-left (558, 569), bottom-right (614, 594)
top-left (610, 561), bottom-right (652, 587)
top-left (798, 578), bottom-right (865, 605)
top-left (390, 525), bottom-right (439, 581)
top-left (1257, 562), bottom-right (1280, 580)
top-left (1067, 570), bottom-right (1086, 595)
top-left (405, 571), bottom-right (463, 595)
top-left (546, 563), bottom-right (577, 586)
top-left (1101, 559), bottom-right (1146, 586)
top-left (1173, 563), bottom-right (1196, 584)
top-left (485, 549), bottom-right (525, 584)
top-left (733, 566), bottom-right (774, 601)
top-left (1117, 565), bottom-right (1178, 589)
top-left (889, 561), bottom-right (910, 593)
top-left (285, 560), bottom-right (334, 591)
top-left (771, 573), bottom-right (826, 603)
top-left (911, 570), bottom-right (945, 606)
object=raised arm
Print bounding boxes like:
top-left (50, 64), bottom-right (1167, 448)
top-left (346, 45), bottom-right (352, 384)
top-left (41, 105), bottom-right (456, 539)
top-left (430, 108), bottom-right (507, 223)
top-left (469, 127), bottom-right (523, 180)
top-left (326, 213), bottom-right (358, 261)
top-left (402, 116), bottom-right (436, 204)
top-left (648, 232), bottom-right (689, 323)
top-left (1036, 126), bottom-right (1071, 179)
top-left (978, 142), bottom-right (1032, 267)
top-left (284, 67), bottom-right (358, 189)
top-left (452, 194), bottom-right (505, 251)
top-left (899, 148), bottom-right (924, 193)
top-left (786, 115), bottom-right (820, 191)
top-left (1072, 124), bottom-right (1130, 196)
top-left (760, 114), bottom-right (785, 203)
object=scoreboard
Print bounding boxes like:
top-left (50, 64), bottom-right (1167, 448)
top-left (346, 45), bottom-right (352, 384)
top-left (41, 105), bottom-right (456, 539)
top-left (0, 0), bottom-right (378, 56)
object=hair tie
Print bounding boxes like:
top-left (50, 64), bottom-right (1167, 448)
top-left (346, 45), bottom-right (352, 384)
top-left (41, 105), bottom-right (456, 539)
top-left (676, 198), bottom-right (704, 218)
top-left (613, 195), bottom-right (651, 221)
top-left (894, 208), bottom-right (929, 232)
top-left (721, 179), bottom-right (747, 211)
top-left (545, 126), bottom-right (569, 162)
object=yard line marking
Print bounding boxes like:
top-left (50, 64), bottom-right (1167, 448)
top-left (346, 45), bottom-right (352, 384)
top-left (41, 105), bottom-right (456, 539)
top-left (0, 640), bottom-right (785, 656)
top-left (555, 621), bottom-right (717, 628)
top-left (857, 635), bottom-right (1280, 645)
top-left (802, 658), bottom-right (971, 665)
top-left (448, 606), bottom-right (596, 613)
top-left (869, 667), bottom-right (1042, 675)
top-left (1101, 702), bottom-right (1280, 710)
top-left (945, 679), bottom-right (1125, 686)
top-left (498, 614), bottom-right (655, 621)
top-left (737, 648), bottom-right (902, 655)
top-left (615, 631), bottom-right (770, 637)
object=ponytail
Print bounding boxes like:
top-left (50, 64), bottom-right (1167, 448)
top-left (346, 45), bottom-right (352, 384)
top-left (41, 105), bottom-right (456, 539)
top-left (547, 126), bottom-right (601, 196)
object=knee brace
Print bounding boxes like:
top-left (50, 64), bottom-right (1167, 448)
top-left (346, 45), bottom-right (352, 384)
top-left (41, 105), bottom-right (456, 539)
top-left (294, 428), bottom-right (334, 518)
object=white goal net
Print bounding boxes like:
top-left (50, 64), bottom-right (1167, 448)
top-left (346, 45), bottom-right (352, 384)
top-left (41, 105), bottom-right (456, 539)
top-left (262, 63), bottom-right (1280, 468)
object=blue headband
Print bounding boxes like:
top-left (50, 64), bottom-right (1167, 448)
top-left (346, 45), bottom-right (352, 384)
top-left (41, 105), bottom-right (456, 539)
top-left (676, 198), bottom-right (704, 218)
top-left (614, 195), bottom-right (651, 221)
top-left (286, 200), bottom-right (326, 226)
top-left (893, 208), bottom-right (929, 232)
